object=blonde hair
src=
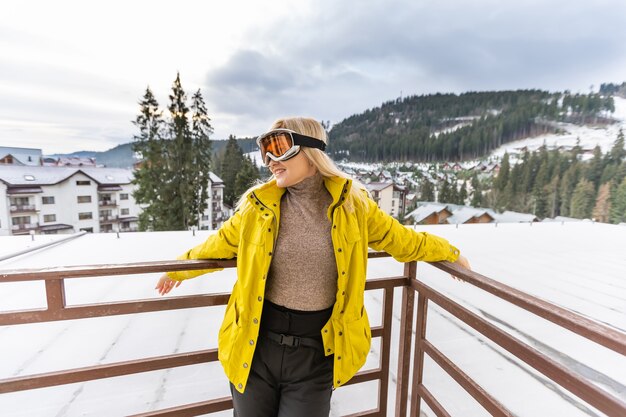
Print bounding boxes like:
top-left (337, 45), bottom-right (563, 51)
top-left (235, 117), bottom-right (369, 211)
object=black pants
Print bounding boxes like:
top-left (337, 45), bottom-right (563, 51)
top-left (230, 301), bottom-right (334, 417)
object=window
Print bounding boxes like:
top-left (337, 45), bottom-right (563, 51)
top-left (202, 215), bottom-right (209, 221)
top-left (392, 200), bottom-right (395, 207)
top-left (76, 180), bottom-right (91, 186)
top-left (13, 197), bottom-right (29, 206)
top-left (120, 193), bottom-right (129, 200)
top-left (80, 227), bottom-right (94, 233)
top-left (77, 195), bottom-right (92, 203)
top-left (43, 214), bottom-right (56, 223)
top-left (42, 196), bottom-right (55, 204)
top-left (121, 208), bottom-right (129, 215)
top-left (101, 224), bottom-right (113, 232)
top-left (78, 212), bottom-right (93, 220)
top-left (12, 216), bottom-right (30, 226)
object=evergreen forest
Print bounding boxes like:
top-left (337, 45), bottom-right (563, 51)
top-left (328, 90), bottom-right (614, 162)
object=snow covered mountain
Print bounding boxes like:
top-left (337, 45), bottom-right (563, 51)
top-left (490, 97), bottom-right (626, 160)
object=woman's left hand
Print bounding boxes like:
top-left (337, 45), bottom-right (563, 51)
top-left (451, 254), bottom-right (471, 281)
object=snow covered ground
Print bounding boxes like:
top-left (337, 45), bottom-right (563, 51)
top-left (0, 234), bottom-right (69, 260)
top-left (0, 222), bottom-right (625, 416)
top-left (491, 97), bottom-right (626, 159)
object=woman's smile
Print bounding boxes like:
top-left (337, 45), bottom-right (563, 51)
top-left (269, 153), bottom-right (316, 187)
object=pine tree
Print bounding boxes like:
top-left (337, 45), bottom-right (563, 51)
top-left (559, 164), bottom-right (579, 216)
top-left (586, 145), bottom-right (605, 190)
top-left (592, 183), bottom-right (611, 223)
top-left (494, 153), bottom-right (510, 191)
top-left (532, 156), bottom-right (550, 218)
top-left (470, 173), bottom-right (482, 207)
top-left (132, 75), bottom-right (215, 231)
top-left (609, 129), bottom-right (625, 164)
top-left (609, 177), bottom-right (626, 224)
top-left (131, 87), bottom-right (168, 231)
top-left (500, 180), bottom-right (515, 212)
top-left (189, 89), bottom-right (214, 226)
top-left (449, 180), bottom-right (460, 205)
top-left (165, 72), bottom-right (194, 230)
top-left (570, 178), bottom-right (596, 219)
top-left (234, 155), bottom-right (260, 201)
top-left (459, 181), bottom-right (468, 205)
top-left (438, 179), bottom-right (452, 203)
top-left (546, 174), bottom-right (560, 218)
top-left (420, 179), bottom-right (434, 201)
top-left (220, 135), bottom-right (245, 207)
top-left (519, 151), bottom-right (533, 195)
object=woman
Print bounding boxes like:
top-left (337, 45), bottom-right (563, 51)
top-left (156, 117), bottom-right (471, 417)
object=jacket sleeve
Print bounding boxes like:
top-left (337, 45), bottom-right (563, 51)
top-left (166, 205), bottom-right (243, 281)
top-left (365, 197), bottom-right (460, 263)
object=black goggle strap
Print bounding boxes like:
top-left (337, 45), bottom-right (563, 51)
top-left (290, 132), bottom-right (326, 151)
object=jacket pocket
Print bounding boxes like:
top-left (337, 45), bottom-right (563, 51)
top-left (343, 215), bottom-right (362, 243)
top-left (218, 299), bottom-right (241, 361)
top-left (346, 308), bottom-right (371, 368)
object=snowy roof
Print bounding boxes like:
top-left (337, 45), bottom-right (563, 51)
top-left (209, 172), bottom-right (224, 184)
top-left (56, 156), bottom-right (96, 166)
top-left (79, 167), bottom-right (133, 184)
top-left (493, 210), bottom-right (539, 223)
top-left (0, 165), bottom-right (133, 186)
top-left (0, 146), bottom-right (42, 166)
top-left (406, 203), bottom-right (451, 223)
top-left (445, 207), bottom-right (494, 224)
top-left (365, 182), bottom-right (393, 192)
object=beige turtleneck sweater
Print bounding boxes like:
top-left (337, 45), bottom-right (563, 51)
top-left (265, 171), bottom-right (338, 311)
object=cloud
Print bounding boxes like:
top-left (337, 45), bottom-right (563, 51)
top-left (3, 1), bottom-right (626, 150)
top-left (203, 0), bottom-right (626, 135)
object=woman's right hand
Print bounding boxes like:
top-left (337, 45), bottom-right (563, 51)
top-left (155, 273), bottom-right (182, 296)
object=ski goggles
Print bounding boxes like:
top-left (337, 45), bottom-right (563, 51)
top-left (256, 128), bottom-right (326, 165)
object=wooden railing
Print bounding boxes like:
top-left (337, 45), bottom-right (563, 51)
top-left (1, 254), bottom-right (625, 416)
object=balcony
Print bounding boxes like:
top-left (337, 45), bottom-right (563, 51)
top-left (0, 255), bottom-right (624, 416)
top-left (9, 204), bottom-right (38, 214)
top-left (99, 215), bottom-right (119, 223)
top-left (98, 200), bottom-right (118, 207)
top-left (10, 222), bottom-right (39, 235)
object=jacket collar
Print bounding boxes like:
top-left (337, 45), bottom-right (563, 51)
top-left (250, 176), bottom-right (352, 220)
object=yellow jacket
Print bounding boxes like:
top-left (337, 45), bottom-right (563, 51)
top-left (167, 176), bottom-right (460, 393)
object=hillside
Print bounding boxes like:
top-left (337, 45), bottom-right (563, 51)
top-left (52, 138), bottom-right (258, 169)
top-left (54, 88), bottom-right (620, 167)
top-left (327, 90), bottom-right (615, 162)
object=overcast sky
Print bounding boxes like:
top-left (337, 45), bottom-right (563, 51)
top-left (1, 0), bottom-right (625, 154)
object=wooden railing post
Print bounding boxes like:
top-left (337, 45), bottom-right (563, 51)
top-left (395, 262), bottom-right (416, 417)
top-left (410, 293), bottom-right (428, 417)
top-left (45, 278), bottom-right (66, 314)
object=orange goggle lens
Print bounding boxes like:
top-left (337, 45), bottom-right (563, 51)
top-left (259, 132), bottom-right (295, 159)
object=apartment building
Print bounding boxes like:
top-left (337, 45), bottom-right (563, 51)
top-left (0, 146), bottom-right (42, 166)
top-left (365, 182), bottom-right (407, 218)
top-left (199, 172), bottom-right (230, 231)
top-left (0, 166), bottom-right (138, 236)
top-left (0, 166), bottom-right (229, 236)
